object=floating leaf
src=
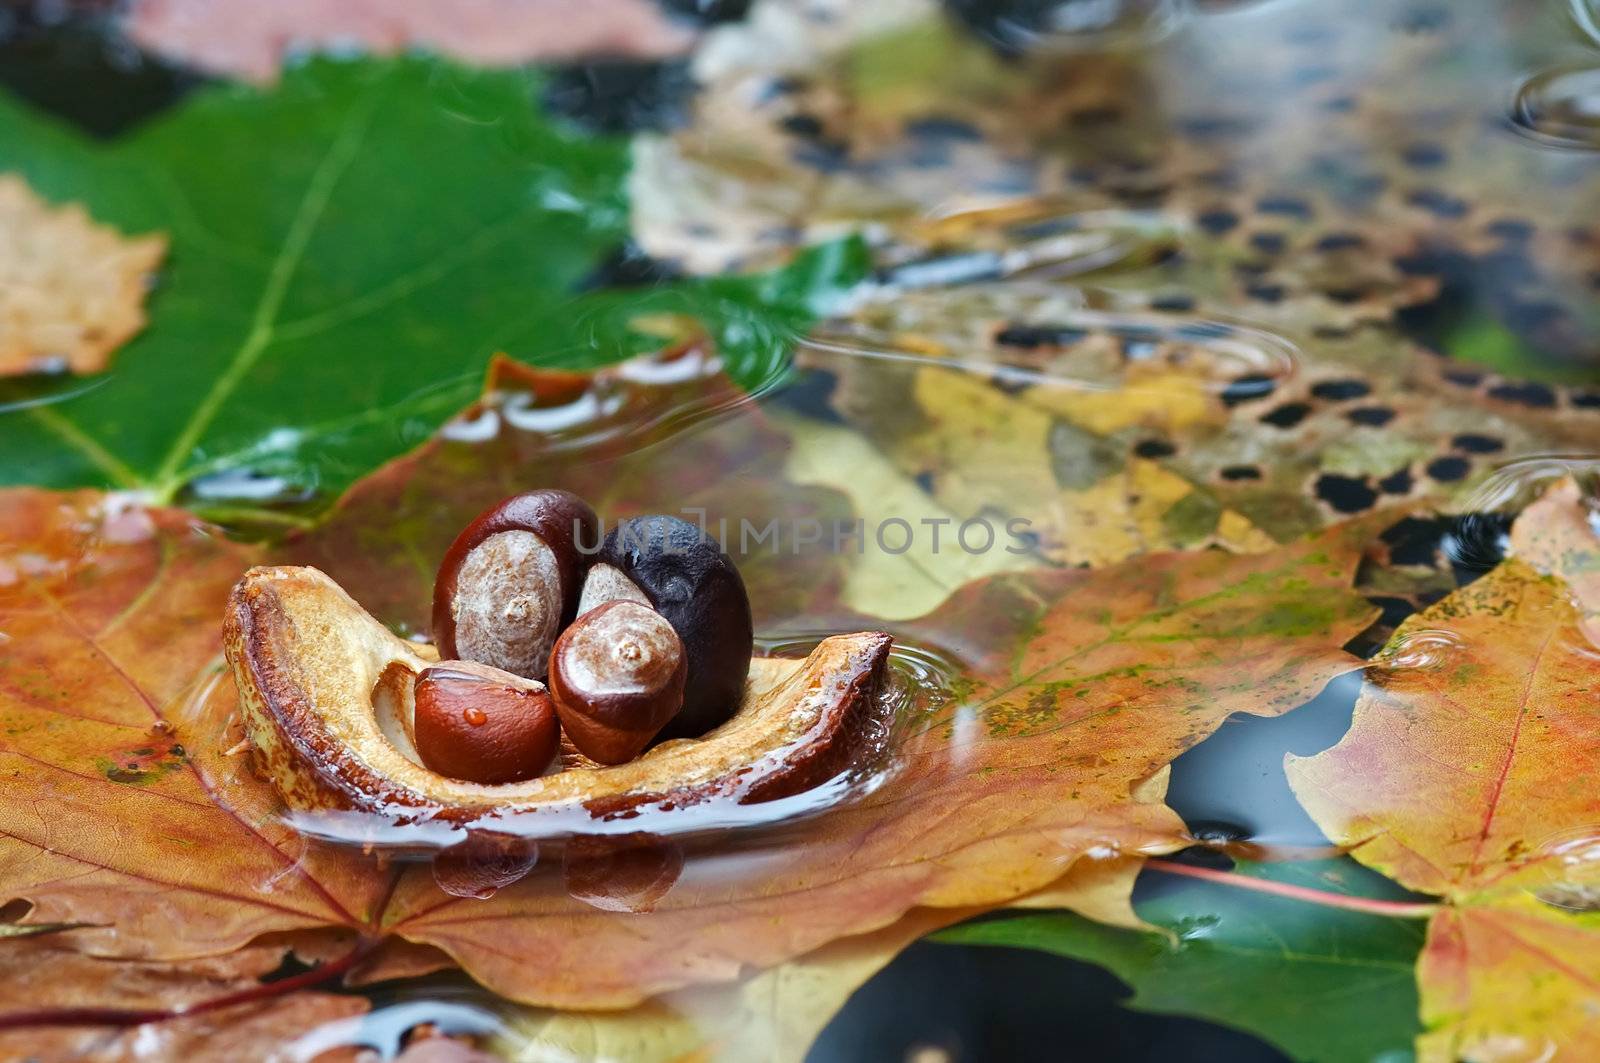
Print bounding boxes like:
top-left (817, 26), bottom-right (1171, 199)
top-left (493, 908), bottom-right (969, 1063)
top-left (1288, 478), bottom-right (1600, 1062)
top-left (937, 858), bottom-right (1427, 1063)
top-left (127, 0), bottom-right (695, 83)
top-left (0, 353), bottom-right (1378, 1008)
top-left (0, 174), bottom-right (166, 378)
top-left (0, 57), bottom-right (628, 511)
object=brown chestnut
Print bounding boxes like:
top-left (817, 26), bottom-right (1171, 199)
top-left (432, 490), bottom-right (599, 680)
top-left (580, 515), bottom-right (752, 741)
top-left (548, 600), bottom-right (687, 764)
top-left (414, 661), bottom-right (559, 783)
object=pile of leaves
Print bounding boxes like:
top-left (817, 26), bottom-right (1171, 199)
top-left (2, 1), bottom-right (1600, 1060)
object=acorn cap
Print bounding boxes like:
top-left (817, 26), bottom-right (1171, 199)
top-left (594, 515), bottom-right (752, 739)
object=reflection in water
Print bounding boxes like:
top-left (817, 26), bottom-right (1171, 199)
top-left (287, 998), bottom-right (503, 1062)
top-left (433, 831), bottom-right (542, 899)
top-left (564, 833), bottom-right (686, 912)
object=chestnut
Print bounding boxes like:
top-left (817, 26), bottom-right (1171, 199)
top-left (548, 600), bottom-right (687, 764)
top-left (432, 490), bottom-right (598, 680)
top-left (580, 515), bottom-right (753, 740)
top-left (413, 661), bottom-right (559, 784)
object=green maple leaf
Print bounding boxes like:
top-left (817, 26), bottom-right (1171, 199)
top-left (0, 57), bottom-right (866, 524)
top-left (936, 858), bottom-right (1426, 1063)
top-left (0, 57), bottom-right (631, 511)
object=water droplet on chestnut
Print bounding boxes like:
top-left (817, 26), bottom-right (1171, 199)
top-left (414, 661), bottom-right (558, 783)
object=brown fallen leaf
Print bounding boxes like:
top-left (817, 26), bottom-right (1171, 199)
top-left (494, 855), bottom-right (1140, 1063)
top-left (0, 175), bottom-right (166, 378)
top-left (0, 468), bottom-right (1376, 1008)
top-left (125, 0), bottom-right (696, 83)
top-left (0, 933), bottom-right (366, 1062)
top-left (1288, 478), bottom-right (1600, 1062)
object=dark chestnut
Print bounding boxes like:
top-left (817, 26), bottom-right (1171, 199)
top-left (548, 600), bottom-right (687, 764)
top-left (413, 661), bottom-right (559, 784)
top-left (579, 514), bottom-right (752, 740)
top-left (432, 490), bottom-right (599, 680)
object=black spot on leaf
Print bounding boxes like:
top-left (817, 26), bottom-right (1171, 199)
top-left (1260, 402), bottom-right (1311, 428)
top-left (1220, 375), bottom-right (1277, 406)
top-left (1134, 439), bottom-right (1177, 458)
top-left (1451, 433), bottom-right (1504, 454)
top-left (1315, 474), bottom-right (1378, 513)
top-left (1378, 468), bottom-right (1414, 494)
top-left (1310, 379), bottom-right (1370, 401)
top-left (1346, 407), bottom-right (1396, 426)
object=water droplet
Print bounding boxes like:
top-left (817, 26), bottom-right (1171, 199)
top-left (185, 467), bottom-right (313, 506)
top-left (1526, 826), bottom-right (1600, 911)
top-left (1455, 456), bottom-right (1600, 535)
top-left (462, 707), bottom-right (487, 727)
top-left (1381, 628), bottom-right (1466, 670)
top-left (438, 405), bottom-right (501, 442)
top-left (1510, 65), bottom-right (1600, 150)
top-left (501, 387), bottom-right (624, 433)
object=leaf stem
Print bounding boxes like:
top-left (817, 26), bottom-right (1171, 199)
top-left (0, 936), bottom-right (378, 1032)
top-left (1146, 859), bottom-right (1440, 919)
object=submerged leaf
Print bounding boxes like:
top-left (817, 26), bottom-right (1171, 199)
top-left (493, 908), bottom-right (969, 1063)
top-left (1288, 478), bottom-right (1600, 1062)
top-left (937, 858), bottom-right (1427, 1063)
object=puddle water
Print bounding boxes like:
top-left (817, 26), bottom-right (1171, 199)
top-left (6, 0), bottom-right (1600, 1057)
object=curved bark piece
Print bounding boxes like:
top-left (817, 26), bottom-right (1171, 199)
top-left (224, 566), bottom-right (891, 830)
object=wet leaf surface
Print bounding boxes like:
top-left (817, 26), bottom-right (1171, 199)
top-left (0, 933), bottom-right (366, 1062)
top-left (810, 285), bottom-right (1600, 568)
top-left (491, 908), bottom-right (969, 1063)
top-left (0, 357), bottom-right (1378, 1007)
top-left (1288, 479), bottom-right (1600, 1061)
top-left (641, 0), bottom-right (1600, 381)
top-left (0, 56), bottom-right (628, 511)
